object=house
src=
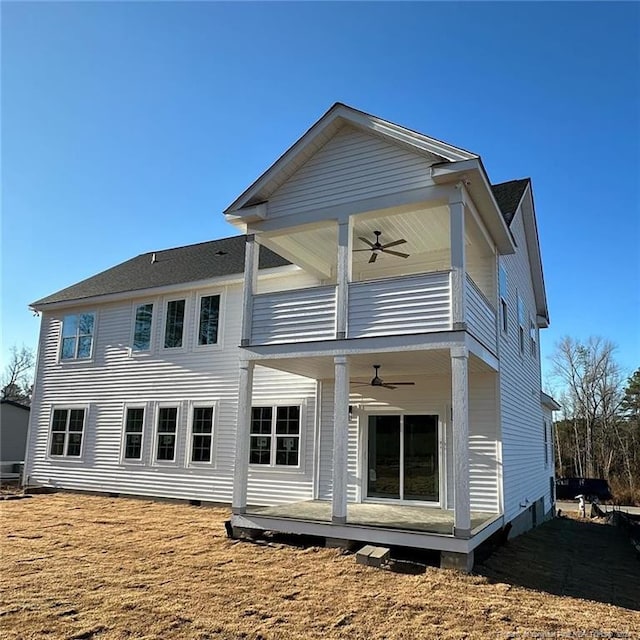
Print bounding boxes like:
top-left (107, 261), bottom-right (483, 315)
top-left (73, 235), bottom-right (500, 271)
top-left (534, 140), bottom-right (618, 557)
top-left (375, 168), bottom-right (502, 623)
top-left (1, 399), bottom-right (30, 481)
top-left (24, 103), bottom-right (553, 571)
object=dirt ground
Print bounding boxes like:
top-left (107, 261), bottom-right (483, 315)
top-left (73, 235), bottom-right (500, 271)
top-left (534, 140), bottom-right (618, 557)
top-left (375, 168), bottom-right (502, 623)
top-left (1, 493), bottom-right (638, 640)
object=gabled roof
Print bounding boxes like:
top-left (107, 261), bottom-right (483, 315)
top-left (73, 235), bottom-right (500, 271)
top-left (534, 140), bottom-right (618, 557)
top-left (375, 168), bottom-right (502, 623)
top-left (491, 179), bottom-right (530, 226)
top-left (31, 236), bottom-right (290, 308)
top-left (224, 102), bottom-right (478, 215)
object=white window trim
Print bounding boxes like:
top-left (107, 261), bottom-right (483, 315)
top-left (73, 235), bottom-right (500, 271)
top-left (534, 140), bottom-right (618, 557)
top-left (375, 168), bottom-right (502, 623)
top-left (193, 289), bottom-right (225, 351)
top-left (58, 311), bottom-right (98, 364)
top-left (129, 300), bottom-right (157, 357)
top-left (161, 296), bottom-right (189, 352)
top-left (186, 401), bottom-right (218, 467)
top-left (517, 292), bottom-right (526, 356)
top-left (498, 265), bottom-right (508, 335)
top-left (153, 402), bottom-right (182, 465)
top-left (529, 317), bottom-right (537, 359)
top-left (248, 399), bottom-right (306, 472)
top-left (120, 403), bottom-right (148, 465)
top-left (47, 404), bottom-right (89, 461)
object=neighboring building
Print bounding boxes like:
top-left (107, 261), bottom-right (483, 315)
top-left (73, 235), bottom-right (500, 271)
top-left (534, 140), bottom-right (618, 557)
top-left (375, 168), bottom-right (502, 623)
top-left (1, 399), bottom-right (30, 481)
top-left (25, 103), bottom-right (553, 571)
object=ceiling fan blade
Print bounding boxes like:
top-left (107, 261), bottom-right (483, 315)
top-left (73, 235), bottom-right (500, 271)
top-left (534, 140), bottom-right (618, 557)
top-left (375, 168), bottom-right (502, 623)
top-left (385, 382), bottom-right (416, 386)
top-left (358, 237), bottom-right (375, 248)
top-left (380, 239), bottom-right (407, 249)
top-left (381, 383), bottom-right (397, 390)
top-left (382, 249), bottom-right (410, 258)
top-left (368, 253), bottom-right (377, 264)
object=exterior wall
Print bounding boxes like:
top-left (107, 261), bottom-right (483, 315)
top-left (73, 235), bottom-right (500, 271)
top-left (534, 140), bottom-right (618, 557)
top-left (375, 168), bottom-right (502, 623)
top-left (25, 270), bottom-right (319, 505)
top-left (542, 404), bottom-right (556, 514)
top-left (498, 194), bottom-right (548, 523)
top-left (317, 372), bottom-right (500, 513)
top-left (268, 125), bottom-right (438, 219)
top-left (1, 402), bottom-right (30, 462)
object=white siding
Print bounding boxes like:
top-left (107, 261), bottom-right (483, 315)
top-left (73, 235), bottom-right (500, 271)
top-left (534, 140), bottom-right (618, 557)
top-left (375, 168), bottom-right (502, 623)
top-left (348, 272), bottom-right (451, 339)
top-left (24, 273), bottom-right (318, 506)
top-left (498, 197), bottom-right (548, 522)
top-left (465, 274), bottom-right (498, 354)
top-left (268, 125), bottom-right (437, 219)
top-left (317, 373), bottom-right (499, 513)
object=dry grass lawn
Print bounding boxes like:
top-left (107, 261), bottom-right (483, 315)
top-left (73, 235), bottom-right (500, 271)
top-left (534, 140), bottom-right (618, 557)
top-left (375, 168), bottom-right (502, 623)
top-left (1, 493), bottom-right (639, 639)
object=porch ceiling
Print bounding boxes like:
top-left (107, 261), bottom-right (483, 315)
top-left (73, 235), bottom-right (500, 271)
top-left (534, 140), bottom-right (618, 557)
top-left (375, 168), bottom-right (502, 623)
top-left (255, 349), bottom-right (494, 381)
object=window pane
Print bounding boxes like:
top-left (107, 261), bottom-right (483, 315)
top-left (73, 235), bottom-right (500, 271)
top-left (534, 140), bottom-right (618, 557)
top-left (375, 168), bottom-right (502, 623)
top-left (61, 337), bottom-right (76, 360)
top-left (275, 436), bottom-right (299, 466)
top-left (77, 336), bottom-right (93, 358)
top-left (157, 434), bottom-right (176, 461)
top-left (164, 300), bottom-right (185, 348)
top-left (499, 266), bottom-right (507, 299)
top-left (133, 304), bottom-right (153, 351)
top-left (198, 295), bottom-right (220, 345)
top-left (251, 407), bottom-right (272, 434)
top-left (68, 410), bottom-right (85, 431)
top-left (250, 435), bottom-right (271, 464)
top-left (191, 434), bottom-right (212, 462)
top-left (62, 315), bottom-right (78, 338)
top-left (125, 408), bottom-right (144, 433)
top-left (79, 314), bottom-right (94, 336)
top-left (125, 434), bottom-right (142, 460)
top-left (193, 407), bottom-right (213, 433)
top-left (66, 433), bottom-right (83, 456)
top-left (276, 406), bottom-right (300, 434)
top-left (52, 409), bottom-right (68, 431)
top-left (50, 433), bottom-right (65, 456)
top-left (158, 407), bottom-right (177, 433)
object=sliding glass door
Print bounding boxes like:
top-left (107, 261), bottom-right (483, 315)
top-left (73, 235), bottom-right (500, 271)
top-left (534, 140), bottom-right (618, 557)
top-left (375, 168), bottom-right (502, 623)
top-left (367, 414), bottom-right (439, 503)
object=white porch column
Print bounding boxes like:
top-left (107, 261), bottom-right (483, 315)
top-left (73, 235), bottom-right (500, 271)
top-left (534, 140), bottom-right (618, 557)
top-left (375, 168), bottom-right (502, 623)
top-left (240, 234), bottom-right (260, 347)
top-left (335, 218), bottom-right (353, 339)
top-left (451, 345), bottom-right (471, 537)
top-left (450, 186), bottom-right (466, 329)
top-left (232, 359), bottom-right (255, 514)
top-left (332, 355), bottom-right (350, 523)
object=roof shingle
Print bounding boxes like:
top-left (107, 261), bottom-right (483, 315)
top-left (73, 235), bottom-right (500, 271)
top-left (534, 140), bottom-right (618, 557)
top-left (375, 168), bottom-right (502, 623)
top-left (491, 178), bottom-right (530, 225)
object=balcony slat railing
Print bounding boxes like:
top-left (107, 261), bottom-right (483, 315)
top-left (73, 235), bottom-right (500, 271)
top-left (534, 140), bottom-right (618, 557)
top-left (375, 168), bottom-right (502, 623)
top-left (465, 274), bottom-right (497, 353)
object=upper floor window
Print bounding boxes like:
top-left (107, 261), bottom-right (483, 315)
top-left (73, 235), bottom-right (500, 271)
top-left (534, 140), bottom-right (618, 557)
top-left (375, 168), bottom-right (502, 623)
top-left (164, 300), bottom-right (185, 349)
top-left (198, 295), bottom-right (220, 346)
top-left (50, 408), bottom-right (85, 457)
top-left (156, 406), bottom-right (178, 461)
top-left (133, 303), bottom-right (153, 351)
top-left (190, 406), bottom-right (214, 463)
top-left (517, 294), bottom-right (526, 355)
top-left (543, 419), bottom-right (549, 466)
top-left (250, 405), bottom-right (301, 467)
top-left (61, 313), bottom-right (95, 360)
top-left (123, 407), bottom-right (145, 461)
top-left (530, 319), bottom-right (537, 359)
top-left (499, 266), bottom-right (508, 334)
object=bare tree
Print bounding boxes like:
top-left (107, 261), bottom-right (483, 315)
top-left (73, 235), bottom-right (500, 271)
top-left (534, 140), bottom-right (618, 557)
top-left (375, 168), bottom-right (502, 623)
top-left (1, 345), bottom-right (35, 405)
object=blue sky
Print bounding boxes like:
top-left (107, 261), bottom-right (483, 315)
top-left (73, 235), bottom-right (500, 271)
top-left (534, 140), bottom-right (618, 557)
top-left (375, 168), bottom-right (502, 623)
top-left (2, 2), bottom-right (639, 383)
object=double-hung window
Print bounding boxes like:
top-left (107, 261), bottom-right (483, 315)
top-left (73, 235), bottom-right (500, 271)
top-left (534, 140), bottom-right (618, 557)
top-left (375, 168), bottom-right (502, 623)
top-left (50, 408), bottom-right (86, 457)
top-left (499, 266), bottom-right (508, 334)
top-left (164, 300), bottom-right (185, 349)
top-left (156, 407), bottom-right (178, 461)
top-left (132, 303), bottom-right (153, 351)
top-left (197, 295), bottom-right (220, 346)
top-left (190, 406), bottom-right (214, 463)
top-left (530, 319), bottom-right (537, 358)
top-left (250, 405), bottom-right (301, 467)
top-left (61, 313), bottom-right (95, 360)
top-left (517, 294), bottom-right (526, 355)
top-left (123, 407), bottom-right (145, 461)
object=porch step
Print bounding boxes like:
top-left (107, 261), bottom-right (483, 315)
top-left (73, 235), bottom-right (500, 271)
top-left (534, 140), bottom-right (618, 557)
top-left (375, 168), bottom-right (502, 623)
top-left (356, 544), bottom-right (390, 568)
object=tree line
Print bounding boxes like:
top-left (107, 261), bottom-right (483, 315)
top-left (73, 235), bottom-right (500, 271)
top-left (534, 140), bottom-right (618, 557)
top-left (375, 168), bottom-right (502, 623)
top-left (550, 336), bottom-right (639, 505)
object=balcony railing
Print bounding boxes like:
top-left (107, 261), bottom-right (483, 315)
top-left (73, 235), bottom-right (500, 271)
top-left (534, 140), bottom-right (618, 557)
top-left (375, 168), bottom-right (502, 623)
top-left (465, 274), bottom-right (497, 353)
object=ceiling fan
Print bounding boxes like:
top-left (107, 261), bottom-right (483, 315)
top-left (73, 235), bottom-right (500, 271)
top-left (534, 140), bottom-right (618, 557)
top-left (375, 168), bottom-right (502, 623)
top-left (351, 365), bottom-right (416, 391)
top-left (354, 230), bottom-right (410, 264)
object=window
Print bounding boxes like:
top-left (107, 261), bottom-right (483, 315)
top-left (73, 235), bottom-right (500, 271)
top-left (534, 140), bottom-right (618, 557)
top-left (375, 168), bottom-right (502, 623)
top-left (198, 295), bottom-right (220, 346)
top-left (50, 408), bottom-right (85, 457)
top-left (499, 266), bottom-right (508, 334)
top-left (156, 407), bottom-right (178, 461)
top-left (250, 405), bottom-right (301, 467)
top-left (530, 319), bottom-right (537, 358)
top-left (543, 419), bottom-right (549, 466)
top-left (133, 303), bottom-right (153, 351)
top-left (517, 294), bottom-right (526, 355)
top-left (190, 406), bottom-right (214, 463)
top-left (164, 300), bottom-right (185, 348)
top-left (61, 313), bottom-right (95, 360)
top-left (123, 407), bottom-right (144, 460)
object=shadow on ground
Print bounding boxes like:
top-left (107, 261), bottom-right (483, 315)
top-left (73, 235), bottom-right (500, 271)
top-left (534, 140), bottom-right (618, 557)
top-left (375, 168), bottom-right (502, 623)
top-left (478, 515), bottom-right (640, 611)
